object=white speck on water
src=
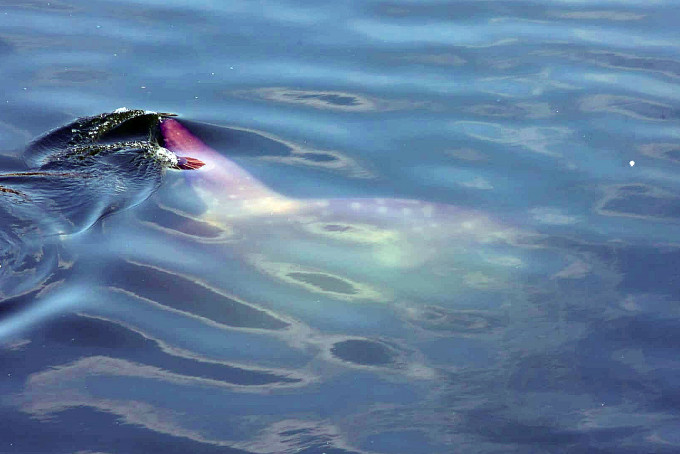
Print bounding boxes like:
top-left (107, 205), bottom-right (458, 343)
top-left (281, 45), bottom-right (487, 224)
top-left (230, 66), bottom-right (234, 70)
top-left (629, 160), bottom-right (635, 167)
top-left (140, 86), bottom-right (146, 89)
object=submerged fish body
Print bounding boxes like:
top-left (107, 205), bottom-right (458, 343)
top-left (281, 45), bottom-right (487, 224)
top-left (161, 118), bottom-right (509, 233)
top-left (0, 110), bottom-right (525, 373)
top-left (0, 110), bottom-right (522, 330)
top-left (159, 118), bottom-right (520, 304)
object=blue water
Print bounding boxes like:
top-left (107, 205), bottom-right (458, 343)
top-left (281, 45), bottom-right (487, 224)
top-left (2, 1), bottom-right (680, 453)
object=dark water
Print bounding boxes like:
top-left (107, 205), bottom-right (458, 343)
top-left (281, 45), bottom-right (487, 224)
top-left (2, 1), bottom-right (680, 453)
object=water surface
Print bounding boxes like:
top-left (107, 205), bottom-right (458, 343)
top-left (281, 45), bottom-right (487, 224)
top-left (1, 1), bottom-right (680, 453)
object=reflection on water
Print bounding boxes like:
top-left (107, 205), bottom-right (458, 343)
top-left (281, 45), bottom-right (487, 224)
top-left (106, 260), bottom-right (291, 330)
top-left (2, 0), bottom-right (680, 452)
top-left (236, 87), bottom-right (428, 113)
top-left (579, 94), bottom-right (678, 121)
top-left (596, 183), bottom-right (680, 221)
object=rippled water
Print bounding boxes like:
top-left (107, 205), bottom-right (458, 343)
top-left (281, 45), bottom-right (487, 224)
top-left (2, 1), bottom-right (680, 453)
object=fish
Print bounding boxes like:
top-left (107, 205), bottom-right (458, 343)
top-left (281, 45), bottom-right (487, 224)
top-left (0, 109), bottom-right (522, 325)
top-left (0, 111), bottom-right (536, 451)
top-left (158, 118), bottom-right (521, 304)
